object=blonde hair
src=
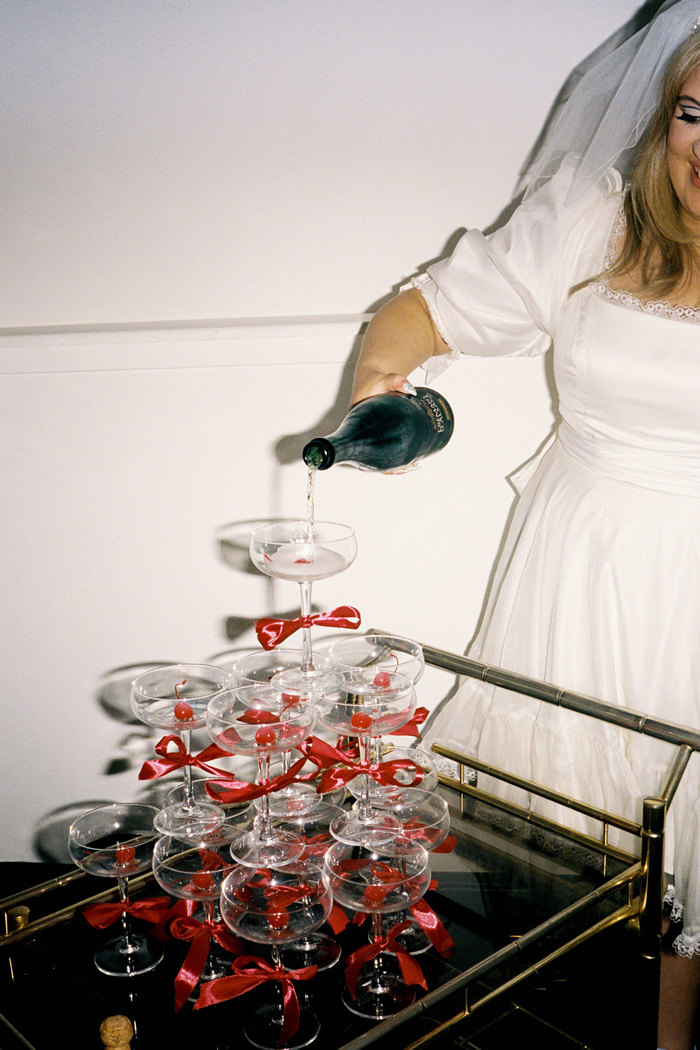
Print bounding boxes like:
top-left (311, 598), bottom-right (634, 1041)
top-left (575, 32), bottom-right (700, 299)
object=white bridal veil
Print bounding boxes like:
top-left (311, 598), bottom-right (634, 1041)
top-left (518, 0), bottom-right (700, 198)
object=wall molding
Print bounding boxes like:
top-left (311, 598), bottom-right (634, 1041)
top-left (0, 314), bottom-right (372, 375)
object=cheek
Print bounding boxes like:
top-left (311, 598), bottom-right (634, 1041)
top-left (666, 124), bottom-right (686, 159)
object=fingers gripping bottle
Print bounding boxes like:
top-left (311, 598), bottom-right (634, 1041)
top-left (302, 387), bottom-right (454, 472)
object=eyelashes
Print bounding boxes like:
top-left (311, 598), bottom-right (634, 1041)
top-left (677, 111), bottom-right (700, 124)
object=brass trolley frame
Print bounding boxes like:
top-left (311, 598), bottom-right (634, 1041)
top-left (336, 638), bottom-right (700, 1050)
top-left (2, 639), bottom-right (700, 1050)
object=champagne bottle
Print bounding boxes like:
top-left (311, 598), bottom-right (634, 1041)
top-left (302, 387), bottom-right (454, 471)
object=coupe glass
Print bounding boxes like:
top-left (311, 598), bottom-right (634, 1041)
top-left (322, 632), bottom-right (424, 685)
top-left (206, 683), bottom-right (313, 866)
top-left (324, 838), bottom-right (431, 1019)
top-left (249, 520), bottom-right (357, 672)
top-left (275, 801), bottom-right (346, 971)
top-left (321, 633), bottom-right (424, 765)
top-left (226, 647), bottom-right (336, 686)
top-left (68, 803), bottom-right (162, 977)
top-left (130, 663), bottom-right (230, 835)
top-left (228, 648), bottom-right (344, 817)
top-left (315, 670), bottom-right (417, 847)
top-left (372, 787), bottom-right (450, 954)
top-left (220, 860), bottom-right (332, 1049)
top-left (163, 778), bottom-right (254, 839)
top-left (373, 787), bottom-right (450, 851)
top-left (152, 831), bottom-right (237, 988)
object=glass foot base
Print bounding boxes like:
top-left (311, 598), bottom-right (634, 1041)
top-left (342, 972), bottom-right (415, 1020)
top-left (267, 784), bottom-right (325, 818)
top-left (379, 915), bottom-right (431, 955)
top-left (330, 811), bottom-right (400, 848)
top-left (281, 932), bottom-right (341, 972)
top-left (200, 948), bottom-right (234, 984)
top-left (94, 935), bottom-right (163, 978)
top-left (153, 801), bottom-right (224, 837)
top-left (230, 829), bottom-right (305, 868)
top-left (245, 1003), bottom-right (320, 1049)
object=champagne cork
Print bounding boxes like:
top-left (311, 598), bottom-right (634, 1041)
top-left (99, 1015), bottom-right (133, 1049)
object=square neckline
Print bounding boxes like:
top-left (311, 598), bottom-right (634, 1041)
top-left (589, 199), bottom-right (700, 326)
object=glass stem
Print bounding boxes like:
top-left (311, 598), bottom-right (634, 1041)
top-left (257, 752), bottom-right (273, 841)
top-left (370, 911), bottom-right (383, 989)
top-left (117, 875), bottom-right (137, 954)
top-left (357, 734), bottom-right (371, 822)
top-left (299, 581), bottom-right (314, 673)
top-left (182, 727), bottom-right (194, 810)
top-left (271, 943), bottom-right (287, 1024)
top-left (201, 899), bottom-right (218, 980)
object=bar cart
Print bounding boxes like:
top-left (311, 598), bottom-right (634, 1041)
top-left (2, 639), bottom-right (698, 1050)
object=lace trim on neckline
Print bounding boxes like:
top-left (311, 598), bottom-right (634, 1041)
top-left (591, 280), bottom-right (700, 323)
top-left (590, 200), bottom-right (700, 326)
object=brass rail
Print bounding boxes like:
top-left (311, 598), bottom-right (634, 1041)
top-left (0, 871), bottom-right (154, 949)
top-left (437, 768), bottom-right (637, 866)
top-left (434, 742), bottom-right (642, 840)
top-left (418, 641), bottom-right (700, 750)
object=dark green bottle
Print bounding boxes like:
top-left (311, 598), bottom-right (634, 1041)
top-left (302, 387), bottom-right (454, 471)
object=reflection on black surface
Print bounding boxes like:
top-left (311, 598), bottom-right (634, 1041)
top-left (1, 789), bottom-right (644, 1050)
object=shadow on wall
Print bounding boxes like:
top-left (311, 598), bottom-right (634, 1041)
top-left (273, 326), bottom-right (364, 467)
top-left (29, 520), bottom-right (324, 862)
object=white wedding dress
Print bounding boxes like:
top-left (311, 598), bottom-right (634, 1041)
top-left (414, 156), bottom-right (700, 955)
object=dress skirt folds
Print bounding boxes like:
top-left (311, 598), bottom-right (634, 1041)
top-left (413, 155), bottom-right (700, 955)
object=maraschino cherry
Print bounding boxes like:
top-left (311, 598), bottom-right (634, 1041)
top-left (255, 725), bottom-right (277, 746)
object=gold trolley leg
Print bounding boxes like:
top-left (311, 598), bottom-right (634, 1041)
top-left (637, 796), bottom-right (664, 1050)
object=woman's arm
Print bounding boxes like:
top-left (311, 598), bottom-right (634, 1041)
top-left (351, 287), bottom-right (450, 405)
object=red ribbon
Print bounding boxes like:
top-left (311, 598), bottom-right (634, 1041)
top-left (352, 891), bottom-right (455, 960)
top-left (82, 896), bottom-right (172, 929)
top-left (138, 735), bottom-right (233, 781)
top-left (327, 901), bottom-right (350, 935)
top-left (255, 605), bottom-right (361, 650)
top-left (408, 897), bottom-right (455, 958)
top-left (391, 706), bottom-right (429, 737)
top-left (344, 920), bottom-right (427, 998)
top-left (194, 955), bottom-right (318, 1047)
top-left (298, 736), bottom-right (425, 794)
top-left (400, 818), bottom-right (458, 854)
top-left (204, 754), bottom-right (311, 804)
top-left (170, 914), bottom-right (244, 1012)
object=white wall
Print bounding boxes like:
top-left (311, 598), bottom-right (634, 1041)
top-left (1, 1), bottom-right (642, 861)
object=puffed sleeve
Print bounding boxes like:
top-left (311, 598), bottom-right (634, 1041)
top-left (407, 155), bottom-right (622, 376)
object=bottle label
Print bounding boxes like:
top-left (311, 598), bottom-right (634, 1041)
top-left (416, 389), bottom-right (454, 442)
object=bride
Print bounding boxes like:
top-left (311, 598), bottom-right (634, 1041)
top-left (350, 3), bottom-right (700, 1047)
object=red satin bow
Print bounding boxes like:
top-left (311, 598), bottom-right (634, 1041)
top-left (344, 920), bottom-right (427, 998)
top-left (194, 955), bottom-right (318, 1047)
top-left (255, 605), bottom-right (361, 650)
top-left (82, 896), bottom-right (172, 929)
top-left (298, 736), bottom-right (425, 794)
top-left (204, 754), bottom-right (311, 804)
top-left (170, 914), bottom-right (243, 1012)
top-left (138, 735), bottom-right (232, 781)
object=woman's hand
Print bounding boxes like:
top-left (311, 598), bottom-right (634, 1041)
top-left (350, 369), bottom-right (416, 406)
